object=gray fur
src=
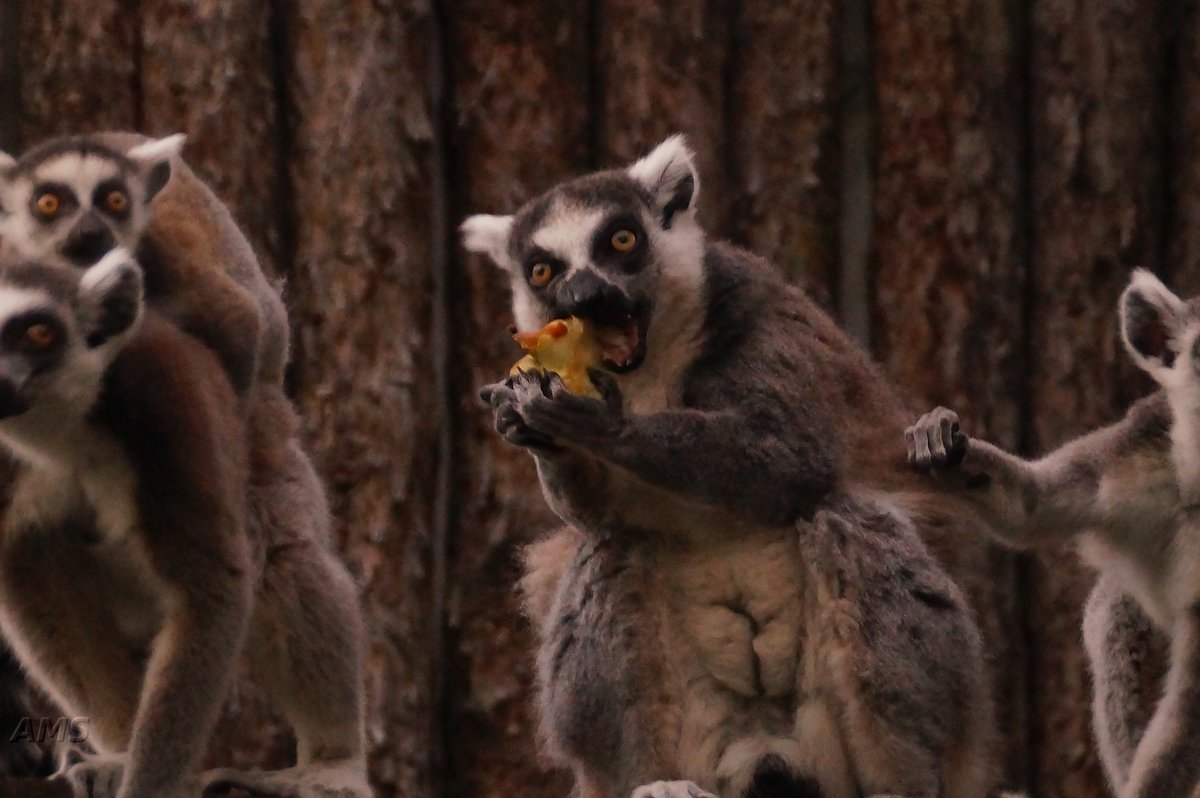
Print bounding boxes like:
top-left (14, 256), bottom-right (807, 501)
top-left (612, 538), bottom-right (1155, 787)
top-left (469, 136), bottom-right (999, 798)
top-left (906, 269), bottom-right (1200, 798)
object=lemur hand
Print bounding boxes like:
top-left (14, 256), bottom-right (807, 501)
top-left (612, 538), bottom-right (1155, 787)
top-left (507, 368), bottom-right (624, 448)
top-left (480, 377), bottom-right (557, 450)
top-left (905, 406), bottom-right (968, 469)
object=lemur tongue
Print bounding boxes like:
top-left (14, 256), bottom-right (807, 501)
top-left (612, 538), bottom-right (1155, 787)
top-left (597, 316), bottom-right (640, 368)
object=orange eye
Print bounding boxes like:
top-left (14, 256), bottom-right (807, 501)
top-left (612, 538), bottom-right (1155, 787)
top-left (104, 190), bottom-right (128, 214)
top-left (24, 323), bottom-right (55, 349)
top-left (611, 229), bottom-right (637, 252)
top-left (35, 193), bottom-right (60, 217)
top-left (529, 262), bottom-right (555, 287)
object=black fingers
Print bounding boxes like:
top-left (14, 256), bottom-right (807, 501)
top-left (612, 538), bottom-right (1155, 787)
top-left (906, 406), bottom-right (966, 470)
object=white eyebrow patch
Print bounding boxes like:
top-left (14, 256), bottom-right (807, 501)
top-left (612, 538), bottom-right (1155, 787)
top-left (34, 154), bottom-right (121, 199)
top-left (530, 204), bottom-right (608, 269)
top-left (0, 287), bottom-right (54, 325)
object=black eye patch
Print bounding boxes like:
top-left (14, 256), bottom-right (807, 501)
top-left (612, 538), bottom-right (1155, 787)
top-left (29, 182), bottom-right (78, 220)
top-left (522, 248), bottom-right (567, 288)
top-left (0, 309), bottom-right (68, 372)
top-left (93, 179), bottom-right (132, 220)
top-left (592, 214), bottom-right (648, 273)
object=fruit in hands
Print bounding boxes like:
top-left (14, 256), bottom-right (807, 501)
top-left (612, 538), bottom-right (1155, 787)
top-left (509, 317), bottom-right (603, 398)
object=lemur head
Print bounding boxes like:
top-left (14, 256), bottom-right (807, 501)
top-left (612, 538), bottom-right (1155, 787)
top-left (0, 133), bottom-right (185, 267)
top-left (0, 248), bottom-right (142, 430)
top-left (461, 135), bottom-right (703, 373)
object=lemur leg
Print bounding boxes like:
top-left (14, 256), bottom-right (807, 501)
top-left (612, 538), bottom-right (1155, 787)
top-left (208, 453), bottom-right (369, 798)
top-left (0, 534), bottom-right (141, 752)
top-left (801, 499), bottom-right (993, 798)
top-left (1082, 574), bottom-right (1166, 793)
top-left (1120, 611), bottom-right (1200, 798)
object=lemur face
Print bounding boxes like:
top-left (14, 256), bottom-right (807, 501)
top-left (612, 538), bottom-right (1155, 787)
top-left (462, 135), bottom-right (703, 374)
top-left (0, 134), bottom-right (184, 268)
top-left (0, 250), bottom-right (142, 421)
top-left (1120, 269), bottom-right (1200, 392)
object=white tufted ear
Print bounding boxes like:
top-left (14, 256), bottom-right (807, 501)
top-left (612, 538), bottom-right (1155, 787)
top-left (1120, 268), bottom-right (1186, 376)
top-left (460, 214), bottom-right (514, 266)
top-left (126, 133), bottom-right (186, 201)
top-left (0, 151), bottom-right (14, 176)
top-left (627, 134), bottom-right (699, 229)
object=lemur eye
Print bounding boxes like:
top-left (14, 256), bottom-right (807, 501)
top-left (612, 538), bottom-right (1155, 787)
top-left (529, 262), bottom-right (555, 288)
top-left (24, 323), bottom-right (55, 349)
top-left (35, 193), bottom-right (61, 218)
top-left (104, 190), bottom-right (129, 214)
top-left (611, 229), bottom-right (637, 252)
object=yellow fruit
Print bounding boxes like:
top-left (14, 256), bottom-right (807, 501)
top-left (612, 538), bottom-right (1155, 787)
top-left (508, 317), bottom-right (603, 398)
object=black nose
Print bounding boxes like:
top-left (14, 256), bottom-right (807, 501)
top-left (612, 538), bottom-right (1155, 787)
top-left (554, 270), bottom-right (632, 319)
top-left (0, 380), bottom-right (29, 419)
top-left (62, 220), bottom-right (115, 266)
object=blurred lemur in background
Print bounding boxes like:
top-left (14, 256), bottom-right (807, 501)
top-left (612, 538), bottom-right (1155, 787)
top-left (0, 134), bottom-right (369, 797)
top-left (907, 270), bottom-right (1200, 798)
top-left (465, 136), bottom-right (1012, 798)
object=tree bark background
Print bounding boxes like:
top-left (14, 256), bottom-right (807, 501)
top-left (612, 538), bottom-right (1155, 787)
top-left (0, 2), bottom-right (1192, 796)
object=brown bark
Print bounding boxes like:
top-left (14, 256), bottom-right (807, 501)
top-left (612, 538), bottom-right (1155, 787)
top-left (1027, 2), bottom-right (1167, 796)
top-left (444, 3), bottom-right (590, 797)
top-left (1169, 0), bottom-right (1200, 290)
top-left (870, 0), bottom-right (1029, 788)
top-left (139, 1), bottom-right (284, 279)
top-left (594, 0), bottom-right (733, 231)
top-left (730, 0), bottom-right (840, 300)
top-left (283, 3), bottom-right (440, 796)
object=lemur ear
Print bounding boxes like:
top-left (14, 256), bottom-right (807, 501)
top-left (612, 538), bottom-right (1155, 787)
top-left (0, 151), bottom-right (14, 177)
top-left (460, 214), bottom-right (514, 266)
top-left (79, 248), bottom-right (144, 349)
top-left (1120, 268), bottom-right (1186, 371)
top-left (627, 134), bottom-right (700, 229)
top-left (125, 133), bottom-right (186, 202)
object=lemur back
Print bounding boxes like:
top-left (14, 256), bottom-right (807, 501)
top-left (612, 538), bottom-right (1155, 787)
top-left (468, 136), bottom-right (1002, 798)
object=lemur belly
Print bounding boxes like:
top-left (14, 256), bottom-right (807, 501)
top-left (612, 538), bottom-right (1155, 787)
top-left (543, 524), bottom-right (811, 791)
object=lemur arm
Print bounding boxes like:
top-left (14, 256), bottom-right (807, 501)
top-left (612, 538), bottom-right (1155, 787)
top-left (99, 316), bottom-right (253, 797)
top-left (906, 403), bottom-right (1162, 546)
top-left (507, 371), bottom-right (837, 526)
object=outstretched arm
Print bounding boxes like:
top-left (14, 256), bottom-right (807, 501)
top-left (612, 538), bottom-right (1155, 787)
top-left (906, 405), bottom-right (1117, 545)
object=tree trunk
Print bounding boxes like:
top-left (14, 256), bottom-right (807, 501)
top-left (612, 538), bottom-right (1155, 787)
top-left (1026, 2), bottom-right (1167, 795)
top-left (870, 0), bottom-right (1030, 788)
top-left (283, 3), bottom-right (441, 796)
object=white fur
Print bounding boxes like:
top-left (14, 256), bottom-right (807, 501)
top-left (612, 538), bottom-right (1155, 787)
top-left (460, 213), bottom-right (514, 265)
top-left (0, 151), bottom-right (14, 174)
top-left (125, 133), bottom-right (186, 168)
top-left (627, 134), bottom-right (701, 209)
top-left (531, 205), bottom-right (607, 268)
top-left (35, 152), bottom-right (122, 196)
top-left (0, 287), bottom-right (53, 329)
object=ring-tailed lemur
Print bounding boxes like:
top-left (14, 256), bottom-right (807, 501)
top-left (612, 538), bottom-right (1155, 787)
top-left (464, 136), bottom-right (1003, 798)
top-left (907, 269), bottom-right (1200, 797)
top-left (0, 136), bottom-right (369, 798)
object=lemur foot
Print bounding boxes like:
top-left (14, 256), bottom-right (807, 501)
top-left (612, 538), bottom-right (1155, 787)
top-left (200, 760), bottom-right (372, 798)
top-left (55, 752), bottom-right (127, 798)
top-left (630, 780), bottom-right (718, 798)
top-left (905, 406), bottom-right (967, 469)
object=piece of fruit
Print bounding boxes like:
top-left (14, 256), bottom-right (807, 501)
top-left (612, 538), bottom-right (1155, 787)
top-left (509, 317), bottom-right (603, 398)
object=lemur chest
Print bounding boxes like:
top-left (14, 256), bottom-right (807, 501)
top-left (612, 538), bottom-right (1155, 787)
top-left (8, 434), bottom-right (166, 644)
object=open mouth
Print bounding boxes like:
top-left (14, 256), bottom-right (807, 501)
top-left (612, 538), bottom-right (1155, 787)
top-left (585, 304), bottom-right (649, 373)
